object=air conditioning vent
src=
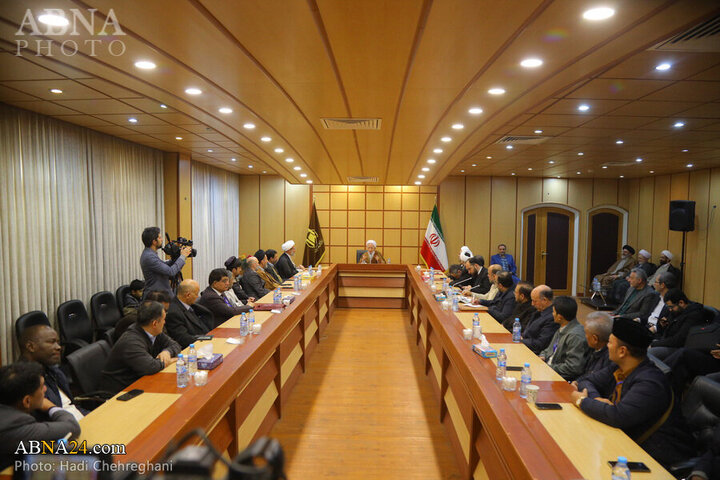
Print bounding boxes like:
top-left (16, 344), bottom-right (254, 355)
top-left (321, 118), bottom-right (382, 130)
top-left (497, 135), bottom-right (550, 145)
top-left (602, 161), bottom-right (637, 167)
top-left (347, 176), bottom-right (379, 183)
top-left (649, 14), bottom-right (720, 52)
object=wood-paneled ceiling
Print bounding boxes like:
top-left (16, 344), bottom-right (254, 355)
top-left (1, 1), bottom-right (719, 184)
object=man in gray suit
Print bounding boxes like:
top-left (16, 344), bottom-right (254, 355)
top-left (0, 362), bottom-right (81, 468)
top-left (540, 296), bottom-right (590, 381)
top-left (140, 226), bottom-right (191, 297)
top-left (241, 257), bottom-right (271, 299)
top-left (614, 268), bottom-right (658, 325)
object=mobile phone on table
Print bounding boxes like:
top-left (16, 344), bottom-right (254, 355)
top-left (195, 335), bottom-right (213, 341)
top-left (506, 366), bottom-right (523, 371)
top-left (534, 402), bottom-right (562, 410)
top-left (608, 461), bottom-right (650, 472)
top-left (117, 389), bottom-right (143, 401)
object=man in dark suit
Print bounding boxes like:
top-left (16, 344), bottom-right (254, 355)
top-left (139, 226), bottom-right (191, 298)
top-left (539, 296), bottom-right (590, 381)
top-left (613, 268), bottom-right (658, 324)
top-left (480, 272), bottom-right (516, 324)
top-left (572, 318), bottom-right (695, 467)
top-left (100, 301), bottom-right (181, 394)
top-left (502, 282), bottom-right (536, 332)
top-left (241, 256), bottom-right (272, 299)
top-left (19, 325), bottom-right (85, 419)
top-left (575, 311), bottom-right (612, 383)
top-left (0, 362), bottom-right (81, 469)
top-left (113, 290), bottom-right (171, 343)
top-left (265, 249), bottom-right (284, 285)
top-left (276, 240), bottom-right (304, 281)
top-left (648, 288), bottom-right (706, 361)
top-left (225, 256), bottom-right (251, 303)
top-left (197, 268), bottom-right (253, 324)
top-left (521, 285), bottom-right (559, 354)
top-left (462, 256), bottom-right (490, 295)
top-left (165, 279), bottom-right (215, 348)
top-left (255, 250), bottom-right (282, 290)
top-left (647, 272), bottom-right (676, 335)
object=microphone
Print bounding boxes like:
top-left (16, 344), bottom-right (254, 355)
top-left (452, 276), bottom-right (474, 287)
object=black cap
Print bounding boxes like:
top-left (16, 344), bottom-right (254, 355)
top-left (622, 245), bottom-right (636, 255)
top-left (224, 256), bottom-right (240, 269)
top-left (612, 317), bottom-right (652, 349)
top-left (254, 250), bottom-right (266, 261)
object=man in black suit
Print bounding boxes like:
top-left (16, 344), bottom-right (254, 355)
top-left (265, 249), bottom-right (284, 284)
top-left (276, 240), bottom-right (304, 281)
top-left (19, 325), bottom-right (85, 419)
top-left (225, 256), bottom-right (253, 303)
top-left (502, 282), bottom-right (536, 332)
top-left (166, 279), bottom-right (215, 348)
top-left (197, 268), bottom-right (253, 324)
top-left (521, 285), bottom-right (559, 354)
top-left (648, 288), bottom-right (706, 361)
top-left (113, 290), bottom-right (171, 343)
top-left (100, 301), bottom-right (181, 394)
top-left (479, 272), bottom-right (516, 324)
top-left (647, 272), bottom-right (676, 335)
top-left (462, 256), bottom-right (490, 295)
top-left (613, 268), bottom-right (658, 324)
top-left (241, 256), bottom-right (272, 299)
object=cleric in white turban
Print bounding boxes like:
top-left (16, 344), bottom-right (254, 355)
top-left (459, 246), bottom-right (473, 263)
top-left (359, 239), bottom-right (386, 264)
top-left (275, 240), bottom-right (305, 281)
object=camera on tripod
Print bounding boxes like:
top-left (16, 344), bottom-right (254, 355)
top-left (163, 233), bottom-right (198, 260)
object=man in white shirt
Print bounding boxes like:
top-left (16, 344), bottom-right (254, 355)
top-left (647, 272), bottom-right (677, 334)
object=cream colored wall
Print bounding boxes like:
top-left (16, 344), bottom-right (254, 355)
top-left (438, 169), bottom-right (720, 307)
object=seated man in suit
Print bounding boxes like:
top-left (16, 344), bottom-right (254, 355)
top-left (123, 279), bottom-right (145, 315)
top-left (647, 271), bottom-right (676, 334)
top-left (359, 240), bottom-right (386, 264)
top-left (479, 272), bottom-right (516, 324)
top-left (609, 249), bottom-right (656, 303)
top-left (648, 288), bottom-right (705, 361)
top-left (594, 244), bottom-right (637, 289)
top-left (255, 250), bottom-right (282, 290)
top-left (276, 240), bottom-right (304, 281)
top-left (575, 311), bottom-right (613, 383)
top-left (647, 250), bottom-right (680, 286)
top-left (113, 290), bottom-right (170, 343)
top-left (464, 264), bottom-right (501, 302)
top-left (166, 279), bottom-right (215, 348)
top-left (490, 243), bottom-right (519, 283)
top-left (198, 268), bottom-right (253, 324)
top-left (19, 325), bottom-right (85, 420)
top-left (100, 301), bottom-right (181, 394)
top-left (539, 296), bottom-right (590, 381)
top-left (572, 318), bottom-right (695, 467)
top-left (613, 268), bottom-right (658, 324)
top-left (265, 249), bottom-right (284, 285)
top-left (241, 257), bottom-right (272, 299)
top-left (462, 256), bottom-right (490, 295)
top-left (521, 285), bottom-right (559, 354)
top-left (502, 282), bottom-right (536, 332)
top-left (224, 256), bottom-right (254, 305)
top-left (0, 362), bottom-right (81, 469)
top-left (453, 246), bottom-right (474, 287)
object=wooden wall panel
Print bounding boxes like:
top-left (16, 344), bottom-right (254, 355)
top-left (178, 154), bottom-right (193, 279)
top-left (516, 177), bottom-right (543, 211)
top-left (618, 179), bottom-right (639, 248)
top-left (490, 177), bottom-right (517, 258)
top-left (285, 183), bottom-right (310, 259)
top-left (704, 168), bottom-right (720, 307)
top-left (260, 177), bottom-right (286, 250)
top-left (439, 176), bottom-right (466, 264)
top-left (542, 178), bottom-right (568, 204)
top-left (637, 178), bottom-right (655, 253)
top-left (685, 170), bottom-right (710, 302)
top-left (238, 176), bottom-right (261, 255)
top-left (569, 179), bottom-right (593, 290)
top-left (651, 176), bottom-right (671, 260)
top-left (668, 173), bottom-right (690, 261)
top-left (592, 178), bottom-right (618, 207)
top-left (464, 177), bottom-right (491, 266)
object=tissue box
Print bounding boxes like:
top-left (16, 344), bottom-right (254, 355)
top-left (434, 293), bottom-right (447, 302)
top-left (197, 353), bottom-right (223, 370)
top-left (472, 343), bottom-right (497, 358)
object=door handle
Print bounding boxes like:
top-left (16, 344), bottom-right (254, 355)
top-left (540, 251), bottom-right (548, 256)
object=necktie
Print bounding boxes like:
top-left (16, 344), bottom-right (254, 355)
top-left (222, 293), bottom-right (232, 307)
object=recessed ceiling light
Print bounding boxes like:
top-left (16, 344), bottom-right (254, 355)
top-left (160, 104), bottom-right (167, 109)
top-left (49, 88), bottom-right (63, 94)
top-left (248, 165), bottom-right (254, 169)
top-left (243, 123), bottom-right (256, 129)
top-left (128, 117), bottom-right (138, 123)
top-left (274, 148), bottom-right (284, 153)
top-left (468, 107), bottom-right (483, 115)
top-left (486, 156), bottom-right (492, 159)
top-left (506, 145), bottom-right (514, 150)
top-left (175, 136), bottom-right (183, 140)
top-left (534, 130), bottom-right (543, 134)
top-left (262, 171), bottom-right (267, 174)
top-left (527, 167), bottom-right (533, 171)
top-left (300, 173), bottom-right (307, 178)
top-left (293, 166), bottom-right (301, 171)
top-left (578, 152), bottom-right (584, 156)
top-left (427, 159), bottom-right (436, 164)
top-left (576, 171), bottom-right (581, 175)
top-left (655, 63), bottom-right (672, 71)
top-left (674, 121), bottom-right (685, 128)
top-left (602, 165), bottom-right (608, 169)
top-left (511, 172), bottom-right (516, 176)
top-left (619, 175), bottom-right (624, 178)
top-left (578, 104), bottom-right (590, 112)
top-left (556, 176), bottom-right (561, 179)
top-left (686, 163), bottom-right (694, 168)
top-left (520, 58), bottom-right (543, 68)
top-left (635, 157), bottom-right (643, 163)
top-left (488, 88), bottom-right (506, 95)
top-left (471, 164), bottom-right (477, 167)
top-left (451, 123), bottom-right (464, 130)
top-left (441, 136), bottom-right (452, 142)
top-left (418, 175), bottom-right (426, 179)
top-left (682, 149), bottom-right (689, 152)
top-left (582, 7), bottom-right (615, 21)
top-left (134, 60), bottom-right (156, 70)
top-left (285, 157), bottom-right (294, 163)
top-left (548, 160), bottom-right (555, 164)
top-left (231, 158), bottom-right (237, 162)
top-left (306, 180), bottom-right (313, 184)
top-left (261, 136), bottom-right (271, 142)
top-left (218, 107), bottom-right (233, 114)
top-left (185, 87), bottom-right (202, 95)
top-left (616, 139), bottom-right (624, 144)
top-left (649, 170), bottom-right (655, 174)
top-left (38, 14), bottom-right (69, 27)
top-left (414, 181), bottom-right (421, 185)
top-left (433, 148), bottom-right (443, 153)
top-left (421, 167), bottom-right (430, 172)
top-left (207, 149), bottom-right (213, 153)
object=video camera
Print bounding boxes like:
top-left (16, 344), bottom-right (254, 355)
top-left (163, 233), bottom-right (198, 260)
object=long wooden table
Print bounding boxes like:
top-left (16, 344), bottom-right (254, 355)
top-left (31, 264), bottom-right (671, 479)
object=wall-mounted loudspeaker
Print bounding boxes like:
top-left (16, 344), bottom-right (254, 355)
top-left (669, 200), bottom-right (695, 232)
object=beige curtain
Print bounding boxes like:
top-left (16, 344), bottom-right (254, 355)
top-left (191, 162), bottom-right (240, 289)
top-left (0, 103), bottom-right (164, 364)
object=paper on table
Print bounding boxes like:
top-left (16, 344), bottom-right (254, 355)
top-left (271, 309), bottom-right (282, 314)
top-left (226, 337), bottom-right (245, 345)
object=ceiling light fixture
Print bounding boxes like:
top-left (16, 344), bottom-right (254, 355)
top-left (650, 170), bottom-right (655, 174)
top-left (207, 149), bottom-right (213, 153)
top-left (418, 175), bottom-right (426, 179)
top-left (248, 165), bottom-right (254, 169)
top-left (49, 88), bottom-right (63, 94)
top-left (576, 171), bottom-right (581, 175)
top-left (218, 107), bottom-right (233, 114)
top-left (452, 123), bottom-right (464, 130)
top-left (506, 145), bottom-right (514, 150)
top-left (185, 87), bottom-right (202, 95)
top-left (582, 7), bottom-right (615, 21)
top-left (38, 13), bottom-right (69, 26)
top-left (578, 104), bottom-right (590, 112)
top-left (635, 157), bottom-right (643, 162)
top-left (300, 173), bottom-right (307, 178)
top-left (527, 167), bottom-right (533, 171)
top-left (160, 104), bottom-right (167, 109)
top-left (686, 163), bottom-right (694, 168)
top-left (128, 117), bottom-right (138, 123)
top-left (427, 159), bottom-right (436, 164)
top-left (293, 166), bottom-right (301, 171)
top-left (486, 156), bottom-right (492, 159)
top-left (602, 165), bottom-right (608, 169)
top-left (421, 167), bottom-right (430, 172)
top-left (231, 158), bottom-right (237, 162)
top-left (534, 130), bottom-right (543, 134)
top-left (548, 160), bottom-right (555, 164)
top-left (616, 139), bottom-right (623, 144)
top-left (134, 60), bottom-right (156, 70)
top-left (274, 147), bottom-right (284, 153)
top-left (682, 149), bottom-right (689, 152)
top-left (414, 181), bottom-right (422, 185)
top-left (261, 136), bottom-right (271, 142)
top-left (655, 63), bottom-right (672, 71)
top-left (488, 88), bottom-right (506, 95)
top-left (674, 121), bottom-right (685, 128)
top-left (306, 180), bottom-right (313, 184)
top-left (468, 107), bottom-right (483, 115)
top-left (520, 58), bottom-right (543, 68)
top-left (511, 173), bottom-right (516, 176)
top-left (620, 175), bottom-right (624, 178)
top-left (441, 136), bottom-right (452, 142)
top-left (556, 176), bottom-right (561, 179)
top-left (262, 171), bottom-right (267, 174)
top-left (243, 123), bottom-right (256, 129)
top-left (578, 152), bottom-right (584, 156)
top-left (175, 136), bottom-right (183, 140)
top-left (471, 164), bottom-right (477, 167)
top-left (433, 148), bottom-right (443, 153)
top-left (285, 157), bottom-right (294, 163)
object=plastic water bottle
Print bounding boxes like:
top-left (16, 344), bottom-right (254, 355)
top-left (187, 344), bottom-right (197, 376)
top-left (473, 313), bottom-right (480, 327)
top-left (239, 313), bottom-right (249, 337)
top-left (519, 363), bottom-right (532, 398)
top-left (592, 277), bottom-right (601, 292)
top-left (248, 309), bottom-right (255, 326)
top-left (176, 354), bottom-right (188, 388)
top-left (274, 288), bottom-right (282, 304)
top-left (611, 456), bottom-right (631, 480)
top-left (512, 318), bottom-right (522, 343)
top-left (429, 267), bottom-right (434, 282)
top-left (452, 293), bottom-right (459, 312)
top-left (472, 313), bottom-right (482, 339)
top-left (317, 264), bottom-right (322, 275)
top-left (443, 277), bottom-right (449, 292)
top-left (496, 348), bottom-right (507, 381)
top-left (308, 264), bottom-right (314, 276)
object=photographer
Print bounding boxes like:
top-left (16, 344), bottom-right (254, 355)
top-left (140, 227), bottom-right (191, 297)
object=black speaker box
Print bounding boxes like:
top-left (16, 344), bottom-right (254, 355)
top-left (669, 200), bottom-right (695, 232)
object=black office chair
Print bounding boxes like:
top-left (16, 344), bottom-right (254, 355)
top-left (90, 291), bottom-right (121, 336)
top-left (15, 311), bottom-right (51, 344)
top-left (703, 305), bottom-right (719, 324)
top-left (356, 249), bottom-right (367, 263)
top-left (115, 284), bottom-right (130, 316)
top-left (57, 300), bottom-right (94, 356)
top-left (65, 340), bottom-right (114, 407)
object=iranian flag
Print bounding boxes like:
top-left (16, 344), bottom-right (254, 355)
top-left (420, 205), bottom-right (449, 270)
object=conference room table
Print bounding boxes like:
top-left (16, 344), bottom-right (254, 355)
top-left (30, 264), bottom-right (671, 479)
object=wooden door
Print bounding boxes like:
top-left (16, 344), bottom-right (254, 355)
top-left (523, 207), bottom-right (574, 295)
top-left (588, 209), bottom-right (622, 290)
